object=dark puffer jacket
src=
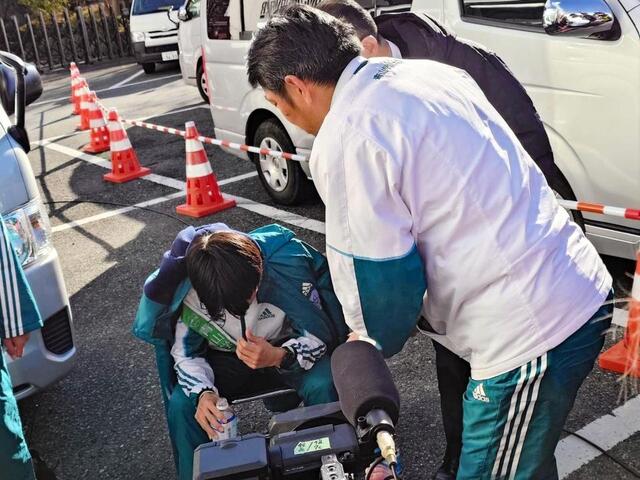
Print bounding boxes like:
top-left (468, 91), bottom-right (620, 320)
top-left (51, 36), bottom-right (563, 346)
top-left (376, 12), bottom-right (556, 181)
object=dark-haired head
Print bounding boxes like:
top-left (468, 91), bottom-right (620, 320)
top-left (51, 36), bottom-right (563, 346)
top-left (317, 0), bottom-right (377, 40)
top-left (318, 0), bottom-right (394, 59)
top-left (247, 4), bottom-right (361, 135)
top-left (186, 232), bottom-right (263, 320)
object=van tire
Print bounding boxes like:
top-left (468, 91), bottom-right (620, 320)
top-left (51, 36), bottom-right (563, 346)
top-left (196, 63), bottom-right (209, 103)
top-left (547, 166), bottom-right (585, 232)
top-left (142, 63), bottom-right (156, 74)
top-left (253, 119), bottom-right (313, 205)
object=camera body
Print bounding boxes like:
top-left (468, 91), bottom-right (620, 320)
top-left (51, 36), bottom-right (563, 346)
top-left (193, 402), bottom-right (374, 480)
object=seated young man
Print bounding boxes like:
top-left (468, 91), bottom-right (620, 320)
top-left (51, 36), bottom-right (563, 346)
top-left (133, 223), bottom-right (349, 480)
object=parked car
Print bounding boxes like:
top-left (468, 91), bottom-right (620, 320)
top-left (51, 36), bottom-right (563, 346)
top-left (128, 0), bottom-right (184, 74)
top-left (201, 0), bottom-right (639, 259)
top-left (0, 52), bottom-right (76, 400)
top-left (177, 0), bottom-right (208, 102)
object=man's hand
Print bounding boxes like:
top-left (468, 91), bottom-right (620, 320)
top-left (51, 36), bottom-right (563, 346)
top-left (3, 333), bottom-right (30, 359)
top-left (195, 391), bottom-right (226, 440)
top-left (236, 330), bottom-right (286, 369)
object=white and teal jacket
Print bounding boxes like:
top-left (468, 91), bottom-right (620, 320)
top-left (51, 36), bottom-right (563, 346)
top-left (171, 287), bottom-right (329, 399)
top-left (311, 57), bottom-right (611, 378)
top-left (133, 223), bottom-right (349, 406)
top-left (0, 215), bottom-right (42, 340)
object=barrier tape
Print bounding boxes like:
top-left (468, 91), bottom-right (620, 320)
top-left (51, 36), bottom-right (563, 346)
top-left (90, 92), bottom-right (640, 221)
top-left (94, 99), bottom-right (307, 162)
top-left (558, 200), bottom-right (640, 221)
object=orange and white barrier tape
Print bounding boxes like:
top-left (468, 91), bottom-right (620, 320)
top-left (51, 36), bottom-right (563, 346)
top-left (558, 200), bottom-right (640, 221)
top-left (93, 99), bottom-right (307, 162)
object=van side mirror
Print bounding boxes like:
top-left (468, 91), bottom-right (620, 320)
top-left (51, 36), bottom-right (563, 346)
top-left (543, 0), bottom-right (615, 39)
top-left (178, 6), bottom-right (190, 21)
top-left (122, 6), bottom-right (130, 16)
top-left (0, 52), bottom-right (37, 153)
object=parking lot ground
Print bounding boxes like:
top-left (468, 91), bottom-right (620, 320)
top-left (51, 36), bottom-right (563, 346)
top-left (17, 61), bottom-right (640, 479)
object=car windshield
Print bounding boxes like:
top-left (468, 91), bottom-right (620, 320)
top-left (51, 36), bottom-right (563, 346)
top-left (132, 0), bottom-right (184, 15)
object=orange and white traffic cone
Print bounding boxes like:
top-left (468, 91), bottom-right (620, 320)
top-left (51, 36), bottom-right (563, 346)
top-left (70, 67), bottom-right (83, 115)
top-left (599, 250), bottom-right (640, 377)
top-left (103, 108), bottom-right (151, 183)
top-left (82, 92), bottom-right (110, 154)
top-left (176, 121), bottom-right (236, 218)
top-left (76, 83), bottom-right (91, 131)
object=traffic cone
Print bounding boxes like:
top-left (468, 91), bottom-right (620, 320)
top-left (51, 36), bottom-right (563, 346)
top-left (70, 65), bottom-right (82, 114)
top-left (176, 121), bottom-right (236, 217)
top-left (71, 76), bottom-right (83, 115)
top-left (82, 92), bottom-right (110, 154)
top-left (599, 250), bottom-right (640, 377)
top-left (76, 84), bottom-right (91, 131)
top-left (103, 108), bottom-right (151, 183)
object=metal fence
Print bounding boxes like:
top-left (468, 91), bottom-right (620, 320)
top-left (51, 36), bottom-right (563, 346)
top-left (0, 2), bottom-right (133, 71)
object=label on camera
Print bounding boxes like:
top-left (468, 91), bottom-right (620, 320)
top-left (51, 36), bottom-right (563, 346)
top-left (293, 437), bottom-right (331, 455)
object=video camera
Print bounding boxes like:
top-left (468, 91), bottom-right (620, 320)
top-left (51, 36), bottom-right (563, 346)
top-left (193, 341), bottom-right (402, 480)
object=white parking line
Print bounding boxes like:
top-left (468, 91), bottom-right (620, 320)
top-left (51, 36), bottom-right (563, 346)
top-left (49, 171), bottom-right (259, 232)
top-left (31, 74), bottom-right (182, 107)
top-left (557, 394), bottom-right (640, 478)
top-left (35, 140), bottom-right (325, 233)
top-left (52, 192), bottom-right (184, 233)
top-left (109, 70), bottom-right (144, 90)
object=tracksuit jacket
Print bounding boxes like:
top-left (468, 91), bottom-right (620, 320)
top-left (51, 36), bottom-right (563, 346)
top-left (0, 215), bottom-right (42, 480)
top-left (133, 222), bottom-right (348, 407)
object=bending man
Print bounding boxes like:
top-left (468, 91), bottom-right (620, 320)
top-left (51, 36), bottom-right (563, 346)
top-left (247, 7), bottom-right (612, 479)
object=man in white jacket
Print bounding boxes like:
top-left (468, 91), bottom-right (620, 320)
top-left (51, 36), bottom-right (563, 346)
top-left (247, 6), bottom-right (613, 479)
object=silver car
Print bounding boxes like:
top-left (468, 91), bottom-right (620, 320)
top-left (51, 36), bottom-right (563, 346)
top-left (0, 52), bottom-right (75, 400)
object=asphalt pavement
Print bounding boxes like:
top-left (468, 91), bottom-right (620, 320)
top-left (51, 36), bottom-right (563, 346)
top-left (16, 59), bottom-right (640, 480)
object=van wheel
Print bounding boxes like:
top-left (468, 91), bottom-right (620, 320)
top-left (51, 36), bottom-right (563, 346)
top-left (196, 63), bottom-right (209, 103)
top-left (548, 166), bottom-right (585, 232)
top-left (253, 119), bottom-right (313, 205)
top-left (142, 63), bottom-right (156, 74)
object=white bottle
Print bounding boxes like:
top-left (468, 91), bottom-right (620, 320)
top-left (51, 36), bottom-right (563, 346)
top-left (216, 397), bottom-right (238, 440)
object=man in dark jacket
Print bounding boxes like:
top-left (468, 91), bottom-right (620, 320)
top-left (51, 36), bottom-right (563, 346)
top-left (316, 2), bottom-right (576, 478)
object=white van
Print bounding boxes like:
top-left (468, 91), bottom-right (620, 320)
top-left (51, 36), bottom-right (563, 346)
top-left (177, 0), bottom-right (209, 102)
top-left (200, 0), bottom-right (410, 205)
top-left (129, 0), bottom-right (184, 73)
top-left (0, 52), bottom-right (76, 399)
top-left (201, 0), bottom-right (640, 259)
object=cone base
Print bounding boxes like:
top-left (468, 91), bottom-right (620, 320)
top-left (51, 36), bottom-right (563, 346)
top-left (103, 167), bottom-right (151, 184)
top-left (82, 143), bottom-right (110, 154)
top-left (176, 197), bottom-right (236, 218)
top-left (599, 341), bottom-right (640, 377)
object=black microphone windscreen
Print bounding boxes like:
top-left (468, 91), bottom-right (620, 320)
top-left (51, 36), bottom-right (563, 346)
top-left (331, 341), bottom-right (400, 427)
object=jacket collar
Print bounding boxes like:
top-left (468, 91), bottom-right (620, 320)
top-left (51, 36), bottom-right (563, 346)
top-left (331, 56), bottom-right (368, 108)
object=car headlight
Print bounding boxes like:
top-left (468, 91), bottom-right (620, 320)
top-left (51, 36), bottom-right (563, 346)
top-left (3, 199), bottom-right (52, 267)
top-left (131, 31), bottom-right (146, 43)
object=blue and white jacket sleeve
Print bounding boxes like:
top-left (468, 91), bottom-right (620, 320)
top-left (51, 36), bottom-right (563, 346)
top-left (315, 124), bottom-right (426, 358)
top-left (0, 215), bottom-right (42, 339)
top-left (170, 318), bottom-right (216, 403)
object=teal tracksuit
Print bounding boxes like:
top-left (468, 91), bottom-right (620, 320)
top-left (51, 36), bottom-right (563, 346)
top-left (133, 223), bottom-right (349, 479)
top-left (0, 215), bottom-right (43, 480)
